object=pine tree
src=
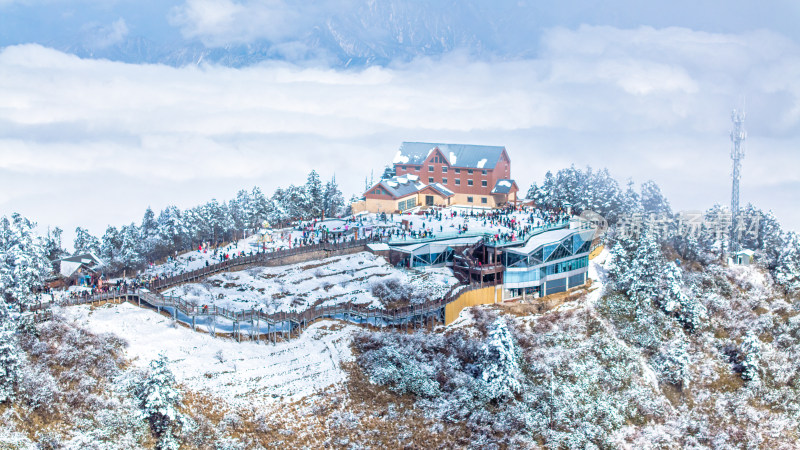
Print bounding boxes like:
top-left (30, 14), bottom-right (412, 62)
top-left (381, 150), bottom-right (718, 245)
top-left (135, 354), bottom-right (184, 450)
top-left (775, 232), bottom-right (800, 296)
top-left (480, 317), bottom-right (521, 401)
top-left (323, 175), bottom-right (345, 219)
top-left (1, 214), bottom-right (50, 309)
top-left (156, 206), bottom-right (185, 255)
top-left (621, 179), bottom-right (642, 214)
top-left (118, 223), bottom-right (144, 271)
top-left (640, 180), bottom-right (672, 217)
top-left (653, 339), bottom-right (690, 387)
top-left (0, 317), bottom-right (19, 404)
top-left (305, 170), bottom-right (324, 219)
top-left (249, 186), bottom-right (272, 229)
top-left (613, 229), bottom-right (705, 331)
top-left (44, 227), bottom-right (66, 261)
top-left (740, 331), bottom-right (761, 383)
top-left (73, 226), bottom-right (101, 255)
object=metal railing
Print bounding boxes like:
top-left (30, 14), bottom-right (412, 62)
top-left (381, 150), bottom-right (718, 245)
top-left (29, 280), bottom-right (496, 340)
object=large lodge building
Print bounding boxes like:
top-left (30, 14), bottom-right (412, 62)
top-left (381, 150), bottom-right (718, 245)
top-left (354, 142), bottom-right (520, 213)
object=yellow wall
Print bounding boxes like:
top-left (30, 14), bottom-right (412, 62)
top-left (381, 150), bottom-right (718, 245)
top-left (360, 195), bottom-right (414, 213)
top-left (350, 200), bottom-right (367, 214)
top-left (445, 286), bottom-right (502, 325)
top-left (589, 244), bottom-right (604, 260)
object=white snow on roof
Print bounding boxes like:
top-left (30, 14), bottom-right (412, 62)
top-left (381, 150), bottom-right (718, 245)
top-left (386, 181), bottom-right (398, 188)
top-left (406, 174), bottom-right (419, 181)
top-left (393, 150), bottom-right (409, 164)
top-left (367, 243), bottom-right (390, 251)
top-left (397, 176), bottom-right (408, 184)
top-left (498, 180), bottom-right (511, 187)
top-left (476, 158), bottom-right (488, 168)
top-left (449, 151), bottom-right (458, 165)
top-left (60, 261), bottom-right (82, 278)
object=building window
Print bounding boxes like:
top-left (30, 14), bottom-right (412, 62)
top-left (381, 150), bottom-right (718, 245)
top-left (401, 166), bottom-right (407, 170)
top-left (467, 179), bottom-right (473, 186)
top-left (481, 180), bottom-right (488, 187)
top-left (428, 165), bottom-right (434, 172)
top-left (442, 166), bottom-right (447, 173)
top-left (467, 196), bottom-right (474, 203)
top-left (455, 179), bottom-right (461, 185)
top-left (481, 197), bottom-right (488, 204)
top-left (482, 169), bottom-right (487, 175)
top-left (455, 168), bottom-right (461, 174)
top-left (468, 169), bottom-right (473, 174)
top-left (428, 177), bottom-right (434, 183)
top-left (442, 178), bottom-right (448, 184)
top-left (415, 166), bottom-right (421, 171)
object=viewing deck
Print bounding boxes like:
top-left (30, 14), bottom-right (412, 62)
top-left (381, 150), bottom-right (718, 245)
top-left (387, 220), bottom-right (572, 248)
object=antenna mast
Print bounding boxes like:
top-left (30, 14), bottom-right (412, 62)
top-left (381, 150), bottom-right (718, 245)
top-left (729, 107), bottom-right (746, 252)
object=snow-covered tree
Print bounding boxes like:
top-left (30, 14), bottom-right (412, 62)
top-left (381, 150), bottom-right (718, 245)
top-left (117, 223), bottom-right (144, 271)
top-left (611, 229), bottom-right (705, 332)
top-left (652, 339), bottom-right (690, 387)
top-left (774, 232), bottom-right (800, 296)
top-left (0, 318), bottom-right (19, 403)
top-left (304, 170), bottom-right (324, 219)
top-left (73, 226), bottom-right (101, 255)
top-left (640, 180), bottom-right (672, 217)
top-left (480, 317), bottom-right (521, 401)
top-left (740, 331), bottom-right (762, 384)
top-left (100, 225), bottom-right (122, 264)
top-left (249, 186), bottom-right (272, 229)
top-left (156, 205), bottom-right (185, 256)
top-left (621, 179), bottom-right (643, 214)
top-left (661, 262), bottom-right (706, 331)
top-left (44, 226), bottom-right (66, 261)
top-left (135, 354), bottom-right (184, 450)
top-left (323, 175), bottom-right (345, 219)
top-left (528, 165), bottom-right (623, 222)
top-left (0, 214), bottom-right (50, 309)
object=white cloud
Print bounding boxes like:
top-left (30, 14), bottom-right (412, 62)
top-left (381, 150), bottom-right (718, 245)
top-left (169, 0), bottom-right (324, 46)
top-left (93, 18), bottom-right (129, 48)
top-left (1, 25), bottom-right (799, 237)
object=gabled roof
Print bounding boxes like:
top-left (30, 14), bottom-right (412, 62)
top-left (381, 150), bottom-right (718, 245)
top-left (59, 252), bottom-right (104, 266)
top-left (370, 175), bottom-right (427, 199)
top-left (491, 179), bottom-right (518, 194)
top-left (426, 183), bottom-right (455, 198)
top-left (393, 142), bottom-right (506, 169)
top-left (58, 252), bottom-right (105, 278)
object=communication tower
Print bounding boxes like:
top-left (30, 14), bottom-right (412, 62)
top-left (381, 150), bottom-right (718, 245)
top-left (729, 108), bottom-right (746, 252)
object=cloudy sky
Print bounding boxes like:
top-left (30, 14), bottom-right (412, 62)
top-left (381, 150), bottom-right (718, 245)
top-left (1, 1), bottom-right (799, 246)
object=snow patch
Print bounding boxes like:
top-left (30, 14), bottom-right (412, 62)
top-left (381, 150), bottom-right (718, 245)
top-left (62, 302), bottom-right (357, 409)
top-left (477, 158), bottom-right (488, 168)
top-left (392, 150), bottom-right (409, 164)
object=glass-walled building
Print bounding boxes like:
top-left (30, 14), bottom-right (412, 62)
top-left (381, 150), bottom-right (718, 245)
top-left (501, 228), bottom-right (595, 299)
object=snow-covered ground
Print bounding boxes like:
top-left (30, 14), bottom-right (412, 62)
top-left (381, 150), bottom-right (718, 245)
top-left (382, 208), bottom-right (547, 240)
top-left (62, 302), bottom-right (357, 409)
top-left (143, 234), bottom-right (264, 278)
top-left (143, 208), bottom-right (554, 279)
top-left (163, 252), bottom-right (458, 313)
